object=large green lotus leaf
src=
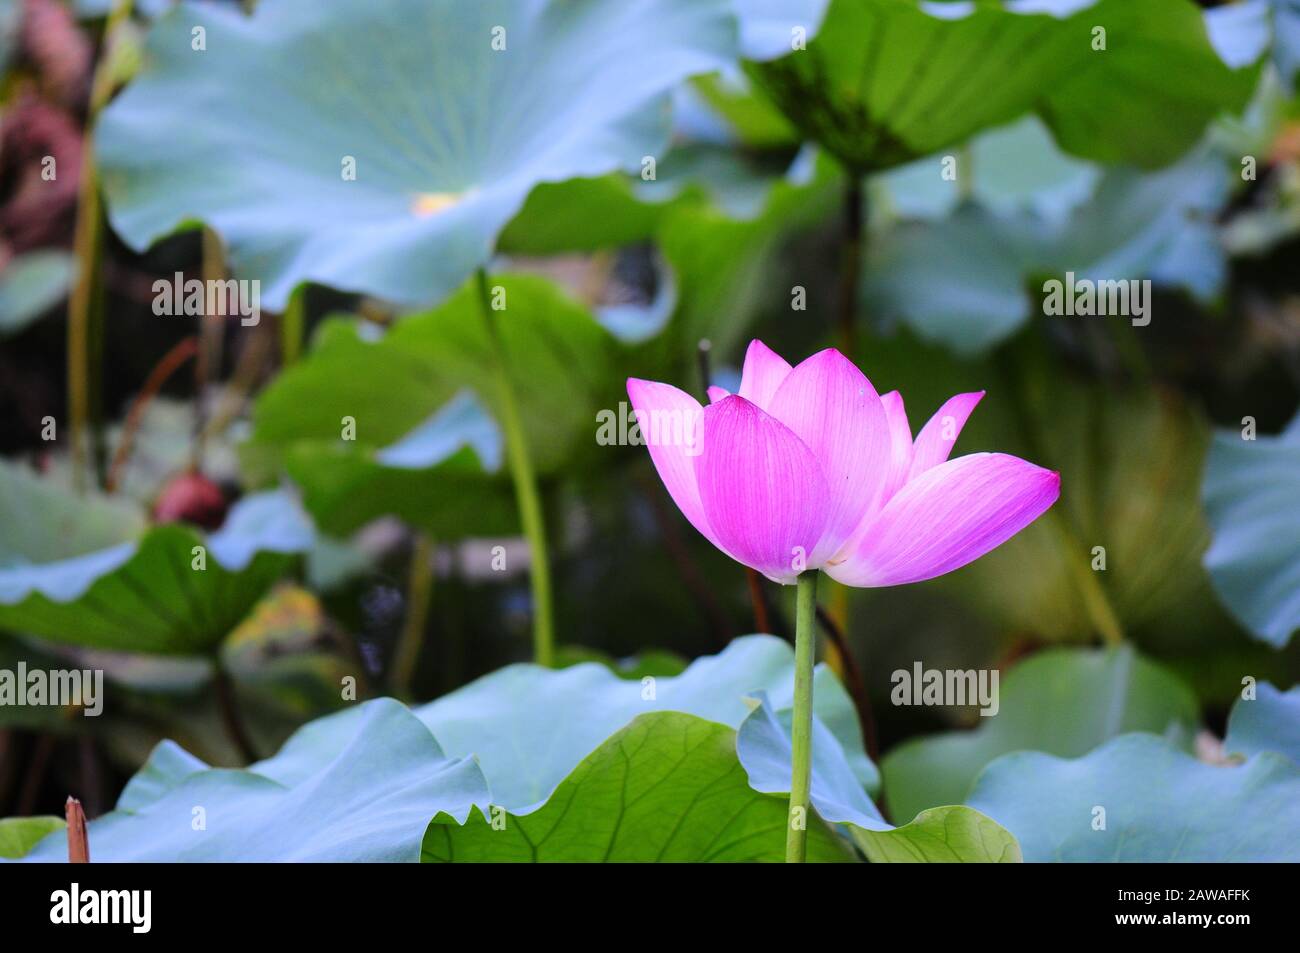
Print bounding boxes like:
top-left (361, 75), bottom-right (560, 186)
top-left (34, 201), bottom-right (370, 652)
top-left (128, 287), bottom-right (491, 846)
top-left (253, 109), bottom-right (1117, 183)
top-left (688, 70), bottom-right (800, 149)
top-left (881, 646), bottom-right (1199, 823)
top-left (1226, 682), bottom-right (1300, 765)
top-left (96, 0), bottom-right (736, 310)
top-left (0, 817), bottom-right (65, 859)
top-left (1202, 413), bottom-right (1300, 647)
top-left (0, 460), bottom-right (143, 566)
top-left (879, 116), bottom-right (1098, 223)
top-left (0, 250), bottom-right (76, 337)
top-left (282, 390), bottom-right (517, 539)
top-left (653, 150), bottom-right (841, 361)
top-left (415, 634), bottom-right (876, 812)
top-left (865, 147), bottom-right (1231, 354)
top-left (743, 0), bottom-right (1258, 173)
top-left (15, 699), bottom-right (489, 862)
top-left (736, 694), bottom-right (1020, 861)
top-left (554, 644), bottom-right (689, 680)
top-left (1278, 0), bottom-right (1300, 90)
top-left (851, 807), bottom-right (1021, 863)
top-left (0, 463), bottom-right (313, 654)
top-left (244, 275), bottom-right (618, 483)
top-left (499, 175), bottom-right (672, 255)
top-left (864, 202), bottom-right (1043, 355)
top-left (504, 150), bottom-right (840, 365)
top-left (967, 733), bottom-right (1300, 861)
top-left (423, 711), bottom-right (853, 862)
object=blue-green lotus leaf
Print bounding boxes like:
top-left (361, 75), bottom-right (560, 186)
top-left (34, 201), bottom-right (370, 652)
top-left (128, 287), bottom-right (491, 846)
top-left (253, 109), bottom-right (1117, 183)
top-left (1203, 413), bottom-right (1300, 647)
top-left (737, 695), bottom-right (1020, 861)
top-left (96, 0), bottom-right (737, 309)
top-left (881, 646), bottom-right (1199, 823)
top-left (1226, 682), bottom-right (1300, 765)
top-left (968, 733), bottom-right (1300, 861)
top-left (0, 461), bottom-right (313, 655)
top-left (14, 699), bottom-right (490, 862)
top-left (415, 634), bottom-right (876, 812)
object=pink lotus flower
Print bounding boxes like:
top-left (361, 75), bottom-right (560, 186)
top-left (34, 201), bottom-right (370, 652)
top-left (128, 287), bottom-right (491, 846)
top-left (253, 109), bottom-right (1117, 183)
top-left (627, 340), bottom-right (1059, 586)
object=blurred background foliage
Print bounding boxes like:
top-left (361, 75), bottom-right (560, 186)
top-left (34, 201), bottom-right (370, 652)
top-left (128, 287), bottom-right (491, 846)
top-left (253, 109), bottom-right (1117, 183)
top-left (0, 0), bottom-right (1297, 832)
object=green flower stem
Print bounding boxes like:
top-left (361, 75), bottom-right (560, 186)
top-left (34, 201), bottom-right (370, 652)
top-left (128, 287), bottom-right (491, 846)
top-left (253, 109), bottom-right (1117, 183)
top-left (786, 569), bottom-right (819, 862)
top-left (392, 533), bottom-right (435, 698)
top-left (281, 285), bottom-right (305, 366)
top-left (67, 0), bottom-right (135, 491)
top-left (474, 268), bottom-right (555, 667)
top-left (212, 656), bottom-right (258, 765)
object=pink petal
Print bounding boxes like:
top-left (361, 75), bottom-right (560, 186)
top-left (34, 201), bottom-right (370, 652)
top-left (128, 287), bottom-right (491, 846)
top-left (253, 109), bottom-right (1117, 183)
top-left (695, 395), bottom-right (830, 584)
top-left (766, 349), bottom-right (890, 561)
top-left (626, 378), bottom-right (719, 550)
top-left (706, 385), bottom-right (730, 404)
top-left (879, 390), bottom-right (914, 506)
top-left (826, 452), bottom-right (1060, 588)
top-left (737, 340), bottom-right (792, 411)
top-left (909, 391), bottom-right (985, 478)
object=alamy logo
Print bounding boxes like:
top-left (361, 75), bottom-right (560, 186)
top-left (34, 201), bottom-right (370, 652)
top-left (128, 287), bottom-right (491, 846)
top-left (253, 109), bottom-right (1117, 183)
top-left (152, 272), bottom-right (261, 326)
top-left (890, 662), bottom-right (999, 717)
top-left (0, 664), bottom-right (103, 716)
top-left (50, 883), bottom-right (151, 933)
top-left (1042, 271), bottom-right (1151, 327)
top-left (596, 401), bottom-right (703, 456)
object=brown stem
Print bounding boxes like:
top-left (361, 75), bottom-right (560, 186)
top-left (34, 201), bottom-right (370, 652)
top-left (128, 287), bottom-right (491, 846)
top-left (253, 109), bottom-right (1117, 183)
top-left (816, 603), bottom-right (878, 763)
top-left (16, 734), bottom-right (55, 816)
top-left (194, 228), bottom-right (227, 466)
top-left (212, 661), bottom-right (258, 765)
top-left (636, 473), bottom-right (732, 646)
top-left (745, 568), bottom-right (772, 635)
top-left (105, 336), bottom-right (198, 492)
top-left (66, 797), bottom-right (89, 863)
top-left (696, 337), bottom-right (713, 398)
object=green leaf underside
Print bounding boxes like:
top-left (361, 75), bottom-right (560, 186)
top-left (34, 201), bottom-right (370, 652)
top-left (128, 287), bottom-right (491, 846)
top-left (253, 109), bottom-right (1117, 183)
top-left (244, 275), bottom-right (617, 489)
top-left (746, 0), bottom-right (1256, 173)
top-left (881, 646), bottom-right (1199, 823)
top-left (281, 391), bottom-right (517, 539)
top-left (96, 0), bottom-right (737, 309)
top-left (968, 733), bottom-right (1300, 862)
top-left (423, 712), bottom-right (853, 862)
top-left (1202, 414), bottom-right (1300, 647)
top-left (852, 806), bottom-right (1022, 863)
top-left (0, 469), bottom-right (313, 654)
top-left (0, 816), bottom-right (65, 859)
top-left (737, 694), bottom-right (1020, 862)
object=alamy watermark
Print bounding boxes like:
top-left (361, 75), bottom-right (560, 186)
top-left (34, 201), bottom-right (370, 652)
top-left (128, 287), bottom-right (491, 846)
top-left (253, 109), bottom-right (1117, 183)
top-left (51, 884), bottom-right (151, 933)
top-left (0, 663), bottom-right (103, 716)
top-left (891, 662), bottom-right (999, 717)
top-left (152, 272), bottom-right (261, 326)
top-left (1042, 272), bottom-right (1151, 327)
top-left (596, 401), bottom-right (703, 456)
